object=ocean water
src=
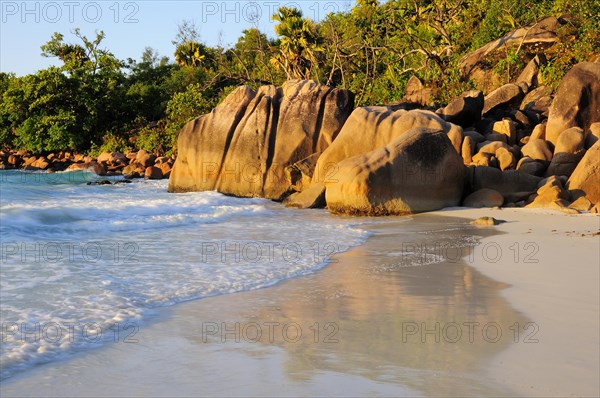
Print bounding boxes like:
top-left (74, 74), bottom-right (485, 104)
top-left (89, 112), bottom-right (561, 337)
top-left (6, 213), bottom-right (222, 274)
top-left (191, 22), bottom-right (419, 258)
top-left (0, 170), bottom-right (370, 380)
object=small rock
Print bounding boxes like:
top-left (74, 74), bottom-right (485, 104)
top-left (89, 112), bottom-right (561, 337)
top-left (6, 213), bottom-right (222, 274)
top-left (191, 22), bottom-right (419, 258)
top-left (482, 83), bottom-right (524, 116)
top-left (530, 123), bottom-right (546, 140)
top-left (521, 139), bottom-right (553, 162)
top-left (144, 166), bottom-right (163, 180)
top-left (461, 136), bottom-right (476, 164)
top-left (491, 119), bottom-right (517, 145)
top-left (86, 180), bottom-right (112, 186)
top-left (517, 156), bottom-right (546, 176)
top-left (283, 184), bottom-right (326, 209)
top-left (568, 196), bottom-right (593, 212)
top-left (496, 147), bottom-right (516, 171)
top-left (438, 90), bottom-right (484, 127)
top-left (470, 217), bottom-right (504, 226)
top-left (136, 150), bottom-right (157, 168)
top-left (463, 188), bottom-right (504, 208)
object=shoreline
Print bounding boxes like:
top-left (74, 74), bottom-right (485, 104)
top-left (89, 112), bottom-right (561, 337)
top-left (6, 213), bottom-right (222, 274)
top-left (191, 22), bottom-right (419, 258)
top-left (2, 209), bottom-right (597, 396)
top-left (427, 207), bottom-right (600, 396)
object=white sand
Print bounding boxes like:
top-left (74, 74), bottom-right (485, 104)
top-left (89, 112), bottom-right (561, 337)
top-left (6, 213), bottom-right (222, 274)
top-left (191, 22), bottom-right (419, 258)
top-left (1, 209), bottom-right (598, 397)
top-left (428, 207), bottom-right (600, 397)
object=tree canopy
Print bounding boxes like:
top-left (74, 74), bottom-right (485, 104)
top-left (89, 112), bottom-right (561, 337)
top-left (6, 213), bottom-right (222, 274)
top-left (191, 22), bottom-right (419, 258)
top-left (1, 0), bottom-right (597, 154)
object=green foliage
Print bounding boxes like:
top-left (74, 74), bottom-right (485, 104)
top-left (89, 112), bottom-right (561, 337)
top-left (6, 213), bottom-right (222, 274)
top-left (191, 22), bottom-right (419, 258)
top-left (134, 124), bottom-right (176, 156)
top-left (7, 30), bottom-right (129, 152)
top-left (228, 28), bottom-right (281, 86)
top-left (2, 1), bottom-right (598, 156)
top-left (468, 0), bottom-right (554, 50)
top-left (539, 0), bottom-right (600, 89)
top-left (493, 48), bottom-right (526, 84)
top-left (165, 83), bottom-right (216, 130)
top-left (89, 132), bottom-right (130, 157)
top-left (174, 41), bottom-right (212, 67)
top-left (126, 47), bottom-right (174, 122)
top-left (271, 7), bottom-right (323, 80)
top-left (2, 68), bottom-right (83, 152)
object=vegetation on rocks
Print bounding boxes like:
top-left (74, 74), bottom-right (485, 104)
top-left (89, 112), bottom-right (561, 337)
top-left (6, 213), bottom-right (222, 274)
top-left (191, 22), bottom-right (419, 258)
top-left (1, 0), bottom-right (597, 155)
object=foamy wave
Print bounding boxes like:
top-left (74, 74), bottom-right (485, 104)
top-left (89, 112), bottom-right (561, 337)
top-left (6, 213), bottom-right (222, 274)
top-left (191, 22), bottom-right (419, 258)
top-left (0, 171), bottom-right (369, 380)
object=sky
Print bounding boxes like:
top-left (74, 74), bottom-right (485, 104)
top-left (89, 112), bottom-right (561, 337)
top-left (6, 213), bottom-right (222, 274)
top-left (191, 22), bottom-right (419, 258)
top-left (0, 0), bottom-right (354, 76)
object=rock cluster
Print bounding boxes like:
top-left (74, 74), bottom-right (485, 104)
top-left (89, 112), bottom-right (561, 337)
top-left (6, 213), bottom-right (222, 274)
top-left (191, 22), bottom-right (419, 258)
top-left (168, 80), bottom-right (354, 200)
top-left (167, 59), bottom-right (599, 215)
top-left (0, 148), bottom-right (175, 181)
top-left (2, 57), bottom-right (598, 216)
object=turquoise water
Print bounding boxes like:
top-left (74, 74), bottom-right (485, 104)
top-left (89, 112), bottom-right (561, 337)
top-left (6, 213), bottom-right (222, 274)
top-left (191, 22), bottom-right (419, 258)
top-left (0, 170), bottom-right (369, 380)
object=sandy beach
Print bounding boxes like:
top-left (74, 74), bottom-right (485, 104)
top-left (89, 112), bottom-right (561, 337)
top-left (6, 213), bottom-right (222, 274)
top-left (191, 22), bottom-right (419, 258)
top-left (428, 207), bottom-right (600, 397)
top-left (1, 209), bottom-right (598, 397)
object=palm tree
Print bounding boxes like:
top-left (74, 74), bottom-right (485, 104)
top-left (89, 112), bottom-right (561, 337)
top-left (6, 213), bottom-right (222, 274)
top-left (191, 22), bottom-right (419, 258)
top-left (174, 41), bottom-right (206, 67)
top-left (271, 7), bottom-right (323, 81)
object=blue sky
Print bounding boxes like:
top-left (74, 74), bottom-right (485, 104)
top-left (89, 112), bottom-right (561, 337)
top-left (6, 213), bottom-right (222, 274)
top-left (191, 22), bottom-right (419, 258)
top-left (0, 0), bottom-right (354, 76)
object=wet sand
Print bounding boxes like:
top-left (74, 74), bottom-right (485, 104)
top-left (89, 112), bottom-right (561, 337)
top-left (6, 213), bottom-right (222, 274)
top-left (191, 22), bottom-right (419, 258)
top-left (1, 211), bottom-right (598, 397)
top-left (428, 207), bottom-right (600, 397)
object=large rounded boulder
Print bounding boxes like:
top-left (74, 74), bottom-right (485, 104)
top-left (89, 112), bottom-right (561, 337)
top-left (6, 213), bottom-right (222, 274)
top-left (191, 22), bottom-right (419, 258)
top-left (168, 80), bottom-right (354, 200)
top-left (313, 108), bottom-right (463, 184)
top-left (324, 128), bottom-right (464, 215)
top-left (546, 62), bottom-right (600, 146)
top-left (567, 141), bottom-right (600, 205)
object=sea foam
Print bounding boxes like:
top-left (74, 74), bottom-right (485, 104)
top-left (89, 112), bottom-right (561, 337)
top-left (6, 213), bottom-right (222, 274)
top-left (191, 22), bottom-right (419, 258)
top-left (0, 170), bottom-right (369, 380)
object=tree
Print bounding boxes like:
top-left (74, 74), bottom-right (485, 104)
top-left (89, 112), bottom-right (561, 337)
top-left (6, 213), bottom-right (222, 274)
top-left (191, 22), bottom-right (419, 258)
top-left (41, 29), bottom-right (123, 75)
top-left (14, 30), bottom-right (130, 151)
top-left (227, 28), bottom-right (280, 85)
top-left (2, 68), bottom-right (81, 151)
top-left (271, 7), bottom-right (323, 80)
top-left (174, 41), bottom-right (211, 67)
top-left (126, 47), bottom-right (174, 122)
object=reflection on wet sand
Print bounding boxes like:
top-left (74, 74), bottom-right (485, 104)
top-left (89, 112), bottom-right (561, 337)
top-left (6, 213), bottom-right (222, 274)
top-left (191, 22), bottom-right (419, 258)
top-left (1, 215), bottom-right (529, 397)
top-left (183, 215), bottom-right (528, 396)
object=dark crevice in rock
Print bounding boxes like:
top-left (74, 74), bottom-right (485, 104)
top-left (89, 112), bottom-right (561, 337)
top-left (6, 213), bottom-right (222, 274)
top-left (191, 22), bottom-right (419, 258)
top-left (312, 87), bottom-right (333, 154)
top-left (263, 92), bottom-right (281, 194)
top-left (215, 91), bottom-right (256, 187)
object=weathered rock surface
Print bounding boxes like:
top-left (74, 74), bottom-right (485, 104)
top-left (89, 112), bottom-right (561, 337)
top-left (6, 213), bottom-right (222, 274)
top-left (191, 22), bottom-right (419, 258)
top-left (437, 90), bottom-right (484, 127)
top-left (585, 122), bottom-right (600, 148)
top-left (402, 76), bottom-right (433, 106)
top-left (467, 166), bottom-right (541, 196)
top-left (491, 119), bottom-right (517, 145)
top-left (567, 141), bottom-right (600, 204)
top-left (97, 152), bottom-right (128, 165)
top-left (459, 16), bottom-right (561, 78)
top-left (135, 150), bottom-right (157, 167)
top-left (526, 176), bottom-right (571, 209)
top-left (546, 62), bottom-right (600, 146)
top-left (145, 166), bottom-right (163, 180)
top-left (521, 139), bottom-right (553, 162)
top-left (520, 86), bottom-right (553, 116)
top-left (325, 128), bottom-right (464, 215)
top-left (168, 80), bottom-right (354, 200)
top-left (482, 84), bottom-right (524, 116)
top-left (284, 153), bottom-right (320, 193)
top-left (463, 188), bottom-right (504, 208)
top-left (313, 108), bottom-right (463, 183)
top-left (516, 54), bottom-right (546, 90)
top-left (283, 184), bottom-right (326, 209)
top-left (461, 136), bottom-right (476, 164)
top-left (496, 147), bottom-right (516, 171)
top-left (517, 156), bottom-right (547, 176)
top-left (569, 196), bottom-right (593, 212)
top-left (545, 127), bottom-right (586, 177)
